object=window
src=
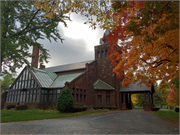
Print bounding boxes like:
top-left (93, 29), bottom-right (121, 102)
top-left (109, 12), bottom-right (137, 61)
top-left (84, 95), bottom-right (86, 103)
top-left (26, 90), bottom-right (29, 102)
top-left (98, 95), bottom-right (102, 103)
top-left (11, 69), bottom-right (39, 90)
top-left (97, 90), bottom-right (102, 103)
top-left (80, 94), bottom-right (82, 102)
top-left (36, 90), bottom-right (40, 102)
top-left (76, 94), bottom-right (78, 102)
top-left (105, 50), bottom-right (108, 57)
top-left (33, 90), bottom-right (36, 102)
top-left (72, 88), bottom-right (75, 93)
top-left (98, 91), bottom-right (102, 94)
top-left (76, 89), bottom-right (79, 93)
top-left (101, 51), bottom-right (104, 57)
top-left (106, 91), bottom-right (110, 103)
top-left (97, 51), bottom-right (100, 58)
top-left (84, 89), bottom-right (86, 103)
top-left (76, 89), bottom-right (79, 102)
top-left (57, 89), bottom-right (61, 101)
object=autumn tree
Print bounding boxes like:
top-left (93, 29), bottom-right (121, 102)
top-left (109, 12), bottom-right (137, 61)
top-left (33, 0), bottom-right (114, 30)
top-left (166, 76), bottom-right (179, 107)
top-left (106, 1), bottom-right (179, 87)
top-left (33, 0), bottom-right (178, 88)
top-left (1, 0), bottom-right (70, 73)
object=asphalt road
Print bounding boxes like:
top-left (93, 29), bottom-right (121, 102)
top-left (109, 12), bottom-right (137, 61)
top-left (1, 110), bottom-right (179, 134)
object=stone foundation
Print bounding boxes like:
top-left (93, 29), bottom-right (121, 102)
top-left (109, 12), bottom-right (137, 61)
top-left (121, 103), bottom-right (127, 110)
top-left (4, 102), bottom-right (57, 110)
top-left (144, 103), bottom-right (154, 111)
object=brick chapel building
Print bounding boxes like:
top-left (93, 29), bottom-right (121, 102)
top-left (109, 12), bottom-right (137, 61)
top-left (2, 29), bottom-right (155, 111)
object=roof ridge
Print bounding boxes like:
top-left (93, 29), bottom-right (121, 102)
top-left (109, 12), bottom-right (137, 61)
top-left (45, 60), bottom-right (93, 69)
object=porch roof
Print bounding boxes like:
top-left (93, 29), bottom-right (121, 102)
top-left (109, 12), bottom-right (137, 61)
top-left (120, 81), bottom-right (153, 92)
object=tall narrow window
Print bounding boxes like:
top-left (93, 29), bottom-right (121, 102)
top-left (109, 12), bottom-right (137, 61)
top-left (76, 89), bottom-right (79, 102)
top-left (98, 95), bottom-right (102, 103)
top-left (80, 94), bottom-right (82, 102)
top-left (97, 91), bottom-right (102, 103)
top-left (26, 90), bottom-right (29, 102)
top-left (106, 91), bottom-right (110, 103)
top-left (97, 51), bottom-right (100, 58)
top-left (84, 90), bottom-right (86, 103)
top-left (36, 90), bottom-right (40, 102)
top-left (101, 51), bottom-right (104, 57)
top-left (84, 95), bottom-right (86, 103)
top-left (105, 50), bottom-right (108, 57)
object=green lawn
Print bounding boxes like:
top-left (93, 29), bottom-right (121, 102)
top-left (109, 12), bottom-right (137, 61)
top-left (1, 109), bottom-right (120, 123)
top-left (152, 110), bottom-right (179, 123)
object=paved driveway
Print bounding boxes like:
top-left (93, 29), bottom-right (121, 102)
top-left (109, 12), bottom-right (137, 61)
top-left (1, 110), bottom-right (179, 134)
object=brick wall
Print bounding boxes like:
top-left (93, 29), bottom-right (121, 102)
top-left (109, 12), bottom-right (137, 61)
top-left (94, 90), bottom-right (116, 107)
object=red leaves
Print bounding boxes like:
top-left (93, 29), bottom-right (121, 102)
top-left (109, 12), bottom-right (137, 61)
top-left (105, 1), bottom-right (179, 88)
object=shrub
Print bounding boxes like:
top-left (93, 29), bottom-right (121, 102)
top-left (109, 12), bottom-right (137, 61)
top-left (69, 106), bottom-right (87, 112)
top-left (15, 105), bottom-right (27, 111)
top-left (175, 108), bottom-right (179, 113)
top-left (93, 106), bottom-right (118, 110)
top-left (56, 88), bottom-right (74, 112)
top-left (5, 105), bottom-right (16, 110)
top-left (151, 107), bottom-right (160, 111)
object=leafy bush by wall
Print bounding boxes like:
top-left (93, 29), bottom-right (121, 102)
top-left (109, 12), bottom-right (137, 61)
top-left (93, 106), bottom-right (118, 110)
top-left (15, 105), bottom-right (27, 111)
top-left (175, 108), bottom-right (179, 113)
top-left (5, 105), bottom-right (16, 110)
top-left (56, 88), bottom-right (74, 112)
top-left (71, 106), bottom-right (87, 112)
top-left (151, 107), bottom-right (160, 111)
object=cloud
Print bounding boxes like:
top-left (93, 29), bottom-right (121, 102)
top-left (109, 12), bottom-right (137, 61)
top-left (15, 16), bottom-right (105, 74)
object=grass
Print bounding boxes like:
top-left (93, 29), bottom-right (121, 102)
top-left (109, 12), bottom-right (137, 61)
top-left (152, 110), bottom-right (179, 123)
top-left (1, 109), bottom-right (120, 123)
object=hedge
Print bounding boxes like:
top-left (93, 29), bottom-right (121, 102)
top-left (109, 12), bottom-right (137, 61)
top-left (15, 105), bottom-right (27, 111)
top-left (5, 105), bottom-right (16, 110)
top-left (151, 107), bottom-right (160, 111)
top-left (93, 106), bottom-right (118, 110)
top-left (175, 108), bottom-right (179, 113)
top-left (71, 106), bottom-right (87, 112)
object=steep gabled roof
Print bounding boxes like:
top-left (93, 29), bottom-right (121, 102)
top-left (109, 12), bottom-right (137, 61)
top-left (43, 60), bottom-right (94, 73)
top-left (94, 79), bottom-right (115, 90)
top-left (31, 68), bottom-right (83, 88)
top-left (50, 73), bottom-right (83, 88)
top-left (31, 68), bottom-right (57, 88)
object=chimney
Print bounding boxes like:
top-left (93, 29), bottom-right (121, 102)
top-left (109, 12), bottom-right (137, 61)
top-left (39, 64), bottom-right (45, 69)
top-left (31, 43), bottom-right (40, 68)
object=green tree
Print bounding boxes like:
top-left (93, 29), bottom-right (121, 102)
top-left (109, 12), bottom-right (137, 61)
top-left (136, 91), bottom-right (164, 108)
top-left (56, 88), bottom-right (74, 112)
top-left (1, 73), bottom-right (16, 93)
top-left (1, 0), bottom-right (70, 73)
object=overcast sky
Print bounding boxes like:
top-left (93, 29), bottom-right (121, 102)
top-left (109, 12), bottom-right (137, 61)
top-left (15, 13), bottom-right (105, 74)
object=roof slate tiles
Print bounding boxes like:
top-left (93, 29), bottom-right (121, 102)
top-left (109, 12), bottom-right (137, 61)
top-left (120, 81), bottom-right (151, 92)
top-left (31, 68), bottom-right (83, 88)
top-left (43, 60), bottom-right (94, 73)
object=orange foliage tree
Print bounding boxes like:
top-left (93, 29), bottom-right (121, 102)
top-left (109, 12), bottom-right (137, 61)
top-left (106, 1), bottom-right (179, 87)
top-left (167, 86), bottom-right (179, 107)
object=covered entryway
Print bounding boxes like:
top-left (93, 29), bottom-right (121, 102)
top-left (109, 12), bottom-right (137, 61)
top-left (120, 81), bottom-right (155, 111)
